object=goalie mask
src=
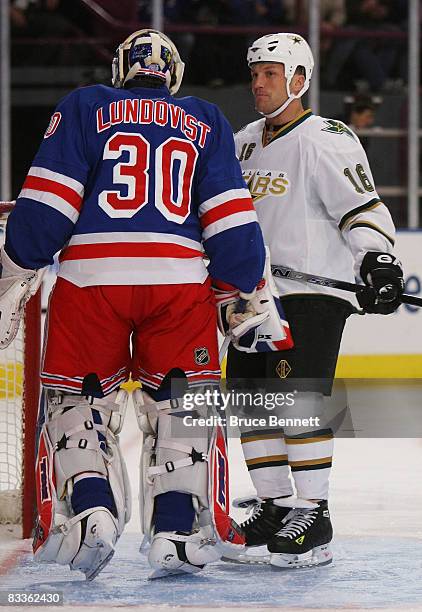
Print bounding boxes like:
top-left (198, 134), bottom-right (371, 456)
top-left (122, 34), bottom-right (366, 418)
top-left (247, 33), bottom-right (314, 118)
top-left (112, 29), bottom-right (185, 94)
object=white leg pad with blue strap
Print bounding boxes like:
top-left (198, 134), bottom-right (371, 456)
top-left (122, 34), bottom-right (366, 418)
top-left (33, 390), bottom-right (131, 580)
top-left (134, 389), bottom-right (209, 539)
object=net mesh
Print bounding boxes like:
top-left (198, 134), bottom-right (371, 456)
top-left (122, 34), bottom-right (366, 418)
top-left (0, 209), bottom-right (25, 524)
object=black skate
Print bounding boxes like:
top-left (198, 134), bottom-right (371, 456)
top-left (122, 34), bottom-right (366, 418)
top-left (223, 496), bottom-right (291, 564)
top-left (241, 497), bottom-right (292, 547)
top-left (268, 500), bottom-right (333, 569)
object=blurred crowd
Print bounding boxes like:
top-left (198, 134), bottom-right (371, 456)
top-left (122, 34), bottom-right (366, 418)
top-left (10, 0), bottom-right (413, 92)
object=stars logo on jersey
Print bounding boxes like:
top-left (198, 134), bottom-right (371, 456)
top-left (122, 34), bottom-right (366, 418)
top-left (243, 169), bottom-right (289, 203)
top-left (321, 119), bottom-right (356, 140)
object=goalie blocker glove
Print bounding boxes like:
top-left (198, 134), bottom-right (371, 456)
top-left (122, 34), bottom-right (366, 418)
top-left (358, 252), bottom-right (404, 315)
top-left (214, 248), bottom-right (293, 353)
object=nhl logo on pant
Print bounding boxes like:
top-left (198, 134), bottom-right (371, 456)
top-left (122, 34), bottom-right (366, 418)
top-left (194, 347), bottom-right (210, 365)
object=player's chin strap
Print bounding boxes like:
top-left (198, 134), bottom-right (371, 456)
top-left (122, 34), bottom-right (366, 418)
top-left (259, 85), bottom-right (303, 119)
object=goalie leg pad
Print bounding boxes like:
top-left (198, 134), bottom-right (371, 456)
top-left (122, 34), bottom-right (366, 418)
top-left (135, 389), bottom-right (245, 557)
top-left (33, 389), bottom-right (131, 579)
top-left (134, 389), bottom-right (209, 538)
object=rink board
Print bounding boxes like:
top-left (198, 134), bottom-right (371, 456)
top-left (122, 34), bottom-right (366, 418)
top-left (338, 230), bottom-right (422, 377)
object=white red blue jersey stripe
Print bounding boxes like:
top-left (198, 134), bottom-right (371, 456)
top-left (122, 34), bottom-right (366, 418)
top-left (199, 188), bottom-right (258, 241)
top-left (57, 231), bottom-right (207, 285)
top-left (19, 167), bottom-right (84, 223)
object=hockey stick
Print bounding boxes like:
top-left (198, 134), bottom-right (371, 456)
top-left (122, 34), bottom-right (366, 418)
top-left (270, 264), bottom-right (422, 308)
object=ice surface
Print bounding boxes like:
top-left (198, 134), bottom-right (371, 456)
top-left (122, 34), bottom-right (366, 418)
top-left (1, 533), bottom-right (422, 609)
top-left (1, 396), bottom-right (421, 610)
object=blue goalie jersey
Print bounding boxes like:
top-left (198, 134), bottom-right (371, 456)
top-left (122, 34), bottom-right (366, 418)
top-left (6, 84), bottom-right (265, 292)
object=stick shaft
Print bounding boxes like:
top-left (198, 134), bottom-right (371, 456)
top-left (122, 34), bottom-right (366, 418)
top-left (270, 265), bottom-right (422, 308)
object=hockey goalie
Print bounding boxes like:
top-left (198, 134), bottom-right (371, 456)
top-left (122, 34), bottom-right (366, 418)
top-left (0, 29), bottom-right (279, 580)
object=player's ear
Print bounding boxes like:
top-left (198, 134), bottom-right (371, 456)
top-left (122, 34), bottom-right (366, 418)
top-left (291, 73), bottom-right (306, 96)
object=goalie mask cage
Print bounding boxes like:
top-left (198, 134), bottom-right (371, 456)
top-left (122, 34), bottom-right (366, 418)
top-left (0, 201), bottom-right (41, 538)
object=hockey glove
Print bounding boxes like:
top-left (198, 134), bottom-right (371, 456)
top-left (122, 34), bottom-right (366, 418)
top-left (213, 248), bottom-right (294, 353)
top-left (357, 251), bottom-right (404, 314)
top-left (214, 287), bottom-right (269, 344)
top-left (0, 248), bottom-right (44, 347)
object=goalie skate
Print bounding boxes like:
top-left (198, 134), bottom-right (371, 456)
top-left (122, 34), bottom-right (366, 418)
top-left (147, 530), bottom-right (221, 579)
top-left (148, 567), bottom-right (189, 580)
top-left (71, 509), bottom-right (118, 581)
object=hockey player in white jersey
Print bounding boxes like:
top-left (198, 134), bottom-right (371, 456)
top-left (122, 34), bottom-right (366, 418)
top-left (228, 32), bottom-right (404, 568)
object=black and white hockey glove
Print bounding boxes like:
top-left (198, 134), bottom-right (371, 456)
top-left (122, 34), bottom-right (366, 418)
top-left (357, 252), bottom-right (404, 315)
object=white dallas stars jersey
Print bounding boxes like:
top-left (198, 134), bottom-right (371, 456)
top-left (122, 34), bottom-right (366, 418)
top-left (235, 109), bottom-right (396, 302)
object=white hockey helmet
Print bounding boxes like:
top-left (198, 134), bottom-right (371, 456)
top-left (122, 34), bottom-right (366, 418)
top-left (247, 33), bottom-right (314, 117)
top-left (112, 29), bottom-right (185, 94)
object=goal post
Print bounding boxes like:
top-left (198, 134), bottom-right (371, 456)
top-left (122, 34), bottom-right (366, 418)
top-left (0, 201), bottom-right (41, 538)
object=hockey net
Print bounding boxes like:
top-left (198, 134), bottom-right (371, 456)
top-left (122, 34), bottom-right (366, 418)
top-left (0, 201), bottom-right (41, 538)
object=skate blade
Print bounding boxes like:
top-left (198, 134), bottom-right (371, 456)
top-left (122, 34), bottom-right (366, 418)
top-left (139, 534), bottom-right (150, 556)
top-left (148, 567), bottom-right (192, 580)
top-left (84, 549), bottom-right (115, 581)
top-left (270, 544), bottom-right (333, 570)
top-left (223, 545), bottom-right (270, 565)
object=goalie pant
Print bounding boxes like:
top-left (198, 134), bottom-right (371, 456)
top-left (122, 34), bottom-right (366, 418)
top-left (40, 278), bottom-right (221, 395)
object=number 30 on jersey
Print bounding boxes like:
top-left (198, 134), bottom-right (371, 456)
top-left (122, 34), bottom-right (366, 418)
top-left (98, 132), bottom-right (198, 223)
